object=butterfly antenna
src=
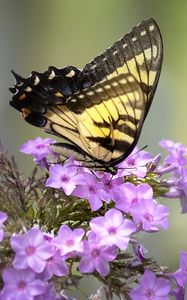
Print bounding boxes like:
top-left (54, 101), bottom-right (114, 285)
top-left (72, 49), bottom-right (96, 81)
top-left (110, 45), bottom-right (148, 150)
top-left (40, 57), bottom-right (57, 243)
top-left (117, 145), bottom-right (149, 171)
top-left (106, 173), bottom-right (114, 185)
top-left (127, 145), bottom-right (148, 160)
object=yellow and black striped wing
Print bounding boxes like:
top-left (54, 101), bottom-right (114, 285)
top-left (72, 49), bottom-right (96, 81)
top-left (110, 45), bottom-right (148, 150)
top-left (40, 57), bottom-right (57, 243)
top-left (62, 17), bottom-right (162, 165)
top-left (9, 18), bottom-right (163, 168)
top-left (41, 73), bottom-right (145, 165)
top-left (79, 18), bottom-right (163, 115)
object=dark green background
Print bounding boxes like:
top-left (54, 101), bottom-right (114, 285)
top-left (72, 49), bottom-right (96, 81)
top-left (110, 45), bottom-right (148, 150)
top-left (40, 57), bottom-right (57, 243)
top-left (0, 1), bottom-right (187, 298)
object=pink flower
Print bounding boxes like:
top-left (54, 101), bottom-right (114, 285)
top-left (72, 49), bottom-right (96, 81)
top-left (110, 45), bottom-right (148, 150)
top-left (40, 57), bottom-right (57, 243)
top-left (117, 147), bottom-right (153, 178)
top-left (39, 250), bottom-right (69, 280)
top-left (115, 183), bottom-right (153, 214)
top-left (11, 227), bottom-right (55, 273)
top-left (159, 139), bottom-right (187, 168)
top-left (79, 233), bottom-right (117, 276)
top-left (72, 172), bottom-right (109, 211)
top-left (130, 270), bottom-right (171, 300)
top-left (46, 163), bottom-right (82, 196)
top-left (1, 268), bottom-right (45, 300)
top-left (131, 199), bottom-right (169, 231)
top-left (100, 174), bottom-right (124, 203)
top-left (89, 208), bottom-right (136, 250)
top-left (52, 225), bottom-right (85, 257)
top-left (20, 137), bottom-right (55, 161)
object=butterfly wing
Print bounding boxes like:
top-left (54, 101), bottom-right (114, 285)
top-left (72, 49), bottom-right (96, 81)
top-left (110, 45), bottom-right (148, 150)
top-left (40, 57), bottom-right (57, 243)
top-left (62, 18), bottom-right (163, 165)
top-left (40, 73), bottom-right (145, 165)
top-left (10, 66), bottom-right (83, 114)
top-left (10, 18), bottom-right (163, 167)
top-left (79, 18), bottom-right (163, 112)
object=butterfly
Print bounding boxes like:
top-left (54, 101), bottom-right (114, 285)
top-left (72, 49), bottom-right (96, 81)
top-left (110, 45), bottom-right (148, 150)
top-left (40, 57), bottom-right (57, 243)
top-left (10, 18), bottom-right (163, 173)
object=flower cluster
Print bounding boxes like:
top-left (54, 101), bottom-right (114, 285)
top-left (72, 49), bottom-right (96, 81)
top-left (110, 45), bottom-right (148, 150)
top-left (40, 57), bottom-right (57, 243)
top-left (1, 137), bottom-right (187, 299)
top-left (0, 208), bottom-right (136, 299)
top-left (20, 137), bottom-right (187, 216)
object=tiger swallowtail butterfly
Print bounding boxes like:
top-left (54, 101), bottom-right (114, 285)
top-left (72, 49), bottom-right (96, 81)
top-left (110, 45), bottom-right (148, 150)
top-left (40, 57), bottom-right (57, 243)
top-left (10, 18), bottom-right (163, 173)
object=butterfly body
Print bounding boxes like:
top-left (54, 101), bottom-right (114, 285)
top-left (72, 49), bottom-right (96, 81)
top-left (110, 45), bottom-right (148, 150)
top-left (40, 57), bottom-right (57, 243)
top-left (10, 18), bottom-right (163, 171)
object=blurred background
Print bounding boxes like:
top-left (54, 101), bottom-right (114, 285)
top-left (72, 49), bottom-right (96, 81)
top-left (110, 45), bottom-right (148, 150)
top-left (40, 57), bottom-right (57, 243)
top-left (0, 0), bottom-right (187, 298)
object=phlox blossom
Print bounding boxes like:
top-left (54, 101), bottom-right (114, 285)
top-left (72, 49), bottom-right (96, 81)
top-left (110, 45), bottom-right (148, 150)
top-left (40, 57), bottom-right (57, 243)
top-left (11, 227), bottom-right (55, 273)
top-left (89, 208), bottom-right (136, 250)
top-left (130, 270), bottom-right (171, 300)
top-left (79, 233), bottom-right (117, 276)
top-left (117, 147), bottom-right (153, 178)
top-left (39, 250), bottom-right (69, 280)
top-left (159, 139), bottom-right (187, 169)
top-left (52, 225), bottom-right (84, 257)
top-left (72, 172), bottom-right (109, 211)
top-left (131, 198), bottom-right (169, 231)
top-left (1, 268), bottom-right (45, 300)
top-left (19, 137), bottom-right (55, 161)
top-left (46, 163), bottom-right (82, 196)
top-left (115, 183), bottom-right (153, 214)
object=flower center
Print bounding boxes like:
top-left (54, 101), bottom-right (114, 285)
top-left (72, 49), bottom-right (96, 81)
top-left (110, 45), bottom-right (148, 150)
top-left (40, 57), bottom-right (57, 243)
top-left (92, 249), bottom-right (100, 257)
top-left (128, 158), bottom-right (135, 166)
top-left (25, 246), bottom-right (36, 255)
top-left (108, 227), bottom-right (117, 235)
top-left (145, 288), bottom-right (155, 299)
top-left (18, 280), bottom-right (26, 290)
top-left (144, 213), bottom-right (153, 222)
top-left (47, 257), bottom-right (54, 263)
top-left (36, 143), bottom-right (45, 149)
top-left (61, 175), bottom-right (69, 183)
top-left (88, 185), bottom-right (96, 193)
top-left (66, 239), bottom-right (74, 248)
top-left (131, 197), bottom-right (138, 205)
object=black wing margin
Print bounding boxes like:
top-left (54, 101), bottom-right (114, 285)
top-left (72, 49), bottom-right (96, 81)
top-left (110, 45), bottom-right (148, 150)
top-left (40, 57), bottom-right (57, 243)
top-left (78, 18), bottom-right (163, 112)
